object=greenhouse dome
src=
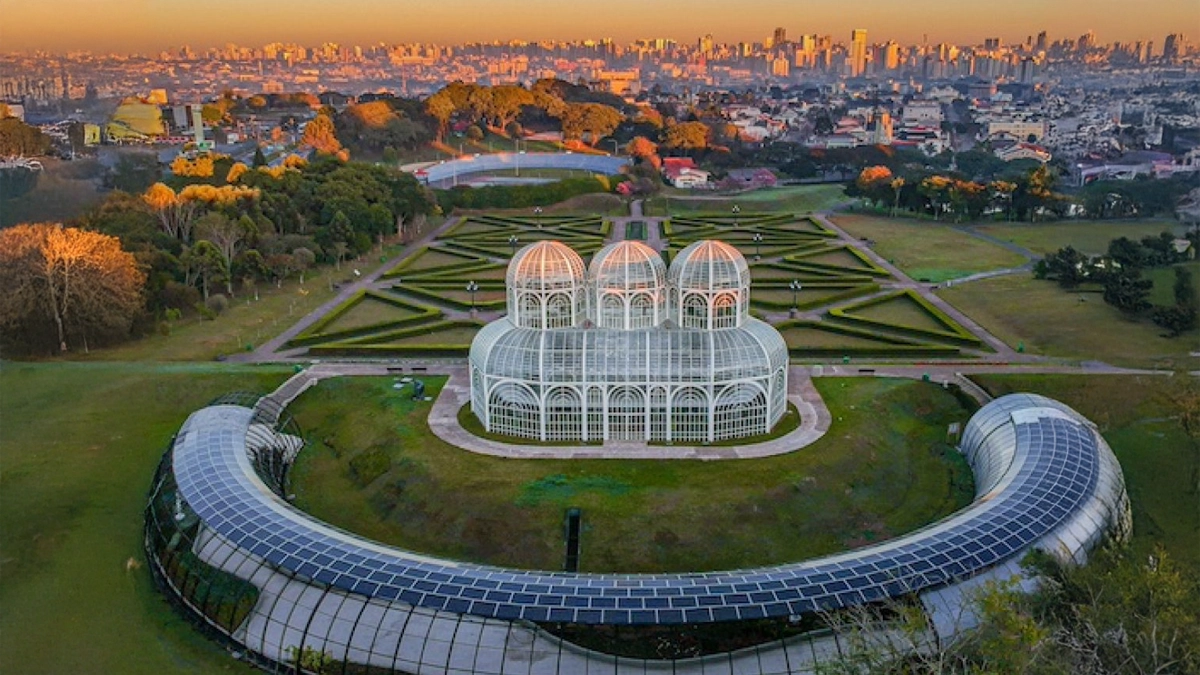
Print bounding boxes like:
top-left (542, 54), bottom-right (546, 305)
top-left (469, 239), bottom-right (789, 443)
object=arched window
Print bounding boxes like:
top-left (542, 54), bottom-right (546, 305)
top-left (488, 382), bottom-right (539, 438)
top-left (544, 387), bottom-right (582, 441)
top-left (607, 386), bottom-right (646, 441)
top-left (518, 294), bottom-right (542, 329)
top-left (600, 293), bottom-right (624, 329)
top-left (546, 293), bottom-right (575, 328)
top-left (681, 294), bottom-right (708, 330)
top-left (670, 387), bottom-right (710, 442)
top-left (712, 293), bottom-right (738, 329)
top-left (630, 293), bottom-right (656, 330)
top-left (714, 383), bottom-right (766, 440)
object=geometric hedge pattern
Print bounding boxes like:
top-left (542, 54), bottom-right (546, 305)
top-left (286, 211), bottom-right (990, 360)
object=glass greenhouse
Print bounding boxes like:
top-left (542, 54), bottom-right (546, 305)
top-left (470, 240), bottom-right (790, 443)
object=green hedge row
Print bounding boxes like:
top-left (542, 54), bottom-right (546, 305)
top-left (385, 247), bottom-right (487, 277)
top-left (288, 290), bottom-right (440, 346)
top-left (750, 284), bottom-right (881, 311)
top-left (391, 283), bottom-right (506, 311)
top-left (339, 318), bottom-right (483, 346)
top-left (829, 290), bottom-right (983, 347)
top-left (789, 345), bottom-right (961, 358)
top-left (308, 344), bottom-right (470, 358)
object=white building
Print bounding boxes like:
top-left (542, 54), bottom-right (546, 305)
top-left (469, 240), bottom-right (789, 443)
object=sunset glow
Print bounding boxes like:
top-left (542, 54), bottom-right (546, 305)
top-left (1, 0), bottom-right (1195, 53)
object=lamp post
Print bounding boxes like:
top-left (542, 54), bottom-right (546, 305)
top-left (732, 203), bottom-right (740, 228)
top-left (466, 280), bottom-right (479, 312)
top-left (607, 138), bottom-right (620, 155)
top-left (533, 205), bottom-right (543, 227)
top-left (753, 232), bottom-right (762, 260)
top-left (789, 279), bottom-right (802, 317)
top-left (508, 234), bottom-right (518, 256)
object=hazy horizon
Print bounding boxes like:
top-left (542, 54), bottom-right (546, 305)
top-left (0, 0), bottom-right (1193, 54)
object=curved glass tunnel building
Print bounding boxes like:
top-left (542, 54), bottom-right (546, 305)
top-left (146, 389), bottom-right (1130, 674)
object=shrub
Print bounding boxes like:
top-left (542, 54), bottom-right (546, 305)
top-left (205, 293), bottom-right (229, 315)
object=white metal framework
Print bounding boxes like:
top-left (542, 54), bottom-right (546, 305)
top-left (470, 240), bottom-right (789, 443)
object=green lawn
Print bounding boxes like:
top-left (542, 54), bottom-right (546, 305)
top-left (969, 374), bottom-right (1200, 574)
top-left (0, 361), bottom-right (290, 675)
top-left (972, 220), bottom-right (1186, 256)
top-left (643, 185), bottom-right (849, 216)
top-left (937, 274), bottom-right (1197, 368)
top-left (287, 376), bottom-right (975, 574)
top-left (832, 214), bottom-right (1028, 282)
top-left (1146, 262), bottom-right (1200, 307)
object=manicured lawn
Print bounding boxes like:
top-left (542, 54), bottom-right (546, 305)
top-left (937, 274), bottom-right (1197, 368)
top-left (832, 214), bottom-right (1028, 282)
top-left (643, 185), bottom-right (849, 216)
top-left (973, 219), bottom-right (1186, 256)
top-left (287, 376), bottom-right (975, 574)
top-left (1146, 262), bottom-right (1200, 307)
top-left (969, 374), bottom-right (1200, 574)
top-left (0, 361), bottom-right (290, 675)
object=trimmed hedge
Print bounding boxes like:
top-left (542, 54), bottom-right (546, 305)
top-left (828, 290), bottom-right (984, 347)
top-left (287, 290), bottom-right (441, 348)
top-left (750, 284), bottom-right (881, 311)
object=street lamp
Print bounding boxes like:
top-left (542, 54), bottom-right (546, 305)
top-left (508, 234), bottom-right (519, 256)
top-left (607, 138), bottom-right (620, 155)
top-left (753, 232), bottom-right (763, 260)
top-left (466, 280), bottom-right (479, 312)
top-left (533, 206), bottom-right (543, 227)
top-left (732, 203), bottom-right (740, 228)
top-left (789, 279), bottom-right (802, 317)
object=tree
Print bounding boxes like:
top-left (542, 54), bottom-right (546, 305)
top-left (1152, 303), bottom-right (1198, 336)
top-left (627, 136), bottom-right (661, 170)
top-left (301, 113), bottom-right (343, 156)
top-left (142, 183), bottom-right (200, 242)
top-left (890, 177), bottom-right (906, 217)
top-left (196, 213), bottom-right (248, 295)
top-left (662, 121), bottom-right (710, 151)
top-left (0, 117), bottom-right (52, 156)
top-left (252, 146), bottom-right (268, 167)
top-left (560, 103), bottom-right (623, 146)
top-left (0, 224), bottom-right (145, 353)
top-left (487, 85), bottom-right (534, 131)
top-left (425, 91), bottom-right (457, 141)
top-left (292, 247), bottom-right (316, 284)
top-left (1036, 246), bottom-right (1091, 288)
top-left (186, 240), bottom-right (227, 301)
top-left (1103, 268), bottom-right (1153, 315)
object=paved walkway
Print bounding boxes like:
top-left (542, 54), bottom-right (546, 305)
top-left (268, 363), bottom-right (832, 460)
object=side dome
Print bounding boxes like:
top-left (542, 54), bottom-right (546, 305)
top-left (668, 240), bottom-right (751, 329)
top-left (506, 241), bottom-right (586, 329)
top-left (588, 241), bottom-right (668, 330)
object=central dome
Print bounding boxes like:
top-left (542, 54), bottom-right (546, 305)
top-left (589, 241), bottom-right (668, 330)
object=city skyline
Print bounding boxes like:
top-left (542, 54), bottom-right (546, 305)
top-left (0, 0), bottom-right (1193, 53)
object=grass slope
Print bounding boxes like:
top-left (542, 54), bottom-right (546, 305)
top-left (972, 220), bottom-right (1186, 256)
top-left (832, 214), bottom-right (1028, 282)
top-left (288, 376), bottom-right (975, 574)
top-left (0, 362), bottom-right (290, 675)
top-left (938, 274), bottom-right (1197, 368)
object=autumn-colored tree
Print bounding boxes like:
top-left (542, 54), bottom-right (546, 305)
top-left (0, 224), bottom-right (145, 353)
top-left (170, 154), bottom-right (216, 177)
top-left (560, 103), bottom-right (623, 146)
top-left (890, 177), bottom-right (906, 216)
top-left (301, 112), bottom-right (343, 155)
top-left (663, 121), bottom-right (710, 150)
top-left (627, 136), bottom-right (662, 170)
top-left (425, 91), bottom-right (457, 141)
top-left (226, 161), bottom-right (250, 183)
top-left (142, 182), bottom-right (200, 241)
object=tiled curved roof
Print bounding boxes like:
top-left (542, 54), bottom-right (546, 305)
top-left (171, 393), bottom-right (1125, 626)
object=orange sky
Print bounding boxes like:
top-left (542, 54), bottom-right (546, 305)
top-left (0, 0), bottom-right (1193, 53)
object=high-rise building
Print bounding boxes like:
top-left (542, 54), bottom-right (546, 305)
top-left (1035, 31), bottom-right (1048, 51)
top-left (699, 34), bottom-right (715, 58)
top-left (1163, 33), bottom-right (1186, 63)
top-left (882, 42), bottom-right (900, 71)
top-left (773, 27), bottom-right (788, 47)
top-left (850, 29), bottom-right (868, 77)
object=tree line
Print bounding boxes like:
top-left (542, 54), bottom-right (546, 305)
top-left (0, 152), bottom-right (435, 355)
top-left (1036, 232), bottom-right (1198, 336)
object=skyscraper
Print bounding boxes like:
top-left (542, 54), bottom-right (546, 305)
top-left (850, 29), bottom-right (868, 77)
top-left (773, 27), bottom-right (788, 47)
